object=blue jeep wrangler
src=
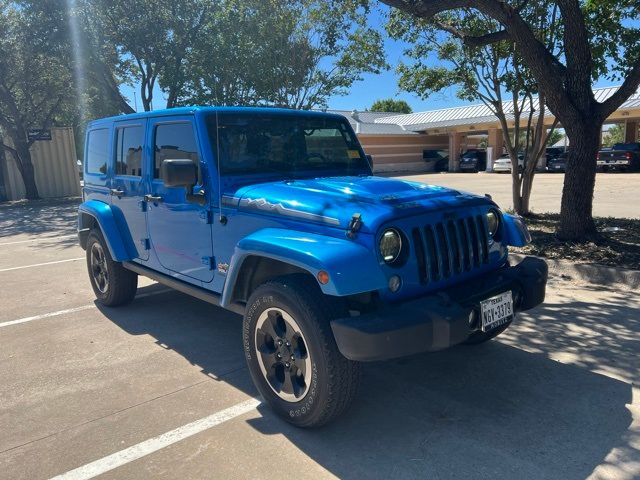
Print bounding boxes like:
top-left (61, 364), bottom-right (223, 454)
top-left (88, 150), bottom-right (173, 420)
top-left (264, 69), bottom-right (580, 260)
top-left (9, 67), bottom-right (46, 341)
top-left (78, 107), bottom-right (547, 427)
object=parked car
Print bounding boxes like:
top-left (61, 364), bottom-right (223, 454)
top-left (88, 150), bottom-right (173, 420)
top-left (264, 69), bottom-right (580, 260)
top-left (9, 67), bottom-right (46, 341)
top-left (493, 153), bottom-right (524, 173)
top-left (423, 149), bottom-right (449, 172)
top-left (546, 151), bottom-right (568, 172)
top-left (458, 149), bottom-right (487, 172)
top-left (597, 143), bottom-right (640, 172)
top-left (545, 147), bottom-right (566, 162)
top-left (78, 107), bottom-right (547, 427)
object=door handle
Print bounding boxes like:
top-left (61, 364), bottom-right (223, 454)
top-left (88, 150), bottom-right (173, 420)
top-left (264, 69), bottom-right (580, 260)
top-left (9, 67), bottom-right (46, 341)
top-left (110, 188), bottom-right (125, 197)
top-left (144, 194), bottom-right (163, 203)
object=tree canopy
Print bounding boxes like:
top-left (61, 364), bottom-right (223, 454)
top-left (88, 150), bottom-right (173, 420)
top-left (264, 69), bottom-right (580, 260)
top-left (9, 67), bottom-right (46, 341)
top-left (84, 0), bottom-right (386, 111)
top-left (370, 98), bottom-right (413, 113)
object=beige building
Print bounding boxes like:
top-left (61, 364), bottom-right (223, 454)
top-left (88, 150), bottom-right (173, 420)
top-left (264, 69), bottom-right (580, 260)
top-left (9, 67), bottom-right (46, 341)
top-left (331, 110), bottom-right (480, 173)
top-left (0, 127), bottom-right (81, 201)
top-left (337, 85), bottom-right (640, 173)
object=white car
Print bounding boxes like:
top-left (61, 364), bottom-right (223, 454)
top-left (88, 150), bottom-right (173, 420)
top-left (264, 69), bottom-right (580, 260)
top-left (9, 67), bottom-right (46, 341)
top-left (493, 153), bottom-right (524, 173)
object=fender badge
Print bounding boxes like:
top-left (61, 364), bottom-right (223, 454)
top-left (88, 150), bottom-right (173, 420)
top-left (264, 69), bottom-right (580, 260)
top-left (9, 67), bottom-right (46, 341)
top-left (217, 263), bottom-right (229, 274)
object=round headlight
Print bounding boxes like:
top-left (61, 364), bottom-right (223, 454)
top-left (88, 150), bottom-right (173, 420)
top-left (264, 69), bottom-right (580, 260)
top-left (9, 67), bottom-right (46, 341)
top-left (486, 210), bottom-right (500, 237)
top-left (380, 229), bottom-right (402, 263)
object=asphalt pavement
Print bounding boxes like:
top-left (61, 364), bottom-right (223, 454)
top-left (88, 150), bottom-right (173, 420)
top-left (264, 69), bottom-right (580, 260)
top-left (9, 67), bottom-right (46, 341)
top-left (399, 172), bottom-right (640, 219)
top-left (0, 197), bottom-right (638, 480)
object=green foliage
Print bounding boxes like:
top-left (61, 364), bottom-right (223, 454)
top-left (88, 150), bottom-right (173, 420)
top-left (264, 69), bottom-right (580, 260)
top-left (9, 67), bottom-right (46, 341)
top-left (0, 1), bottom-right (74, 133)
top-left (602, 124), bottom-right (625, 147)
top-left (547, 129), bottom-right (564, 147)
top-left (584, 0), bottom-right (640, 82)
top-left (0, 0), bottom-right (77, 198)
top-left (176, 0), bottom-right (387, 109)
top-left (370, 98), bottom-right (412, 113)
top-left (81, 0), bottom-right (386, 111)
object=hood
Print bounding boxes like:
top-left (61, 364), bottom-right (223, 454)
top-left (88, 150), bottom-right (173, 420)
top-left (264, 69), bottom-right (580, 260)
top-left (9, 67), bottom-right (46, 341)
top-left (224, 176), bottom-right (491, 233)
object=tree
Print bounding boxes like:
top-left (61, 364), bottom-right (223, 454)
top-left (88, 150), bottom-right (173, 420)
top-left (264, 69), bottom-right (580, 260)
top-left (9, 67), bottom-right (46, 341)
top-left (0, 1), bottom-right (74, 199)
top-left (602, 124), bottom-right (624, 147)
top-left (370, 98), bottom-right (413, 113)
top-left (379, 0), bottom-right (640, 240)
top-left (387, 6), bottom-right (560, 216)
top-left (177, 0), bottom-right (387, 110)
top-left (92, 0), bottom-right (212, 111)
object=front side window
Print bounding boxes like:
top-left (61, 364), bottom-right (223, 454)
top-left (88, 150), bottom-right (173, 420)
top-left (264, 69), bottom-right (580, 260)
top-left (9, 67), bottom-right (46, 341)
top-left (208, 113), bottom-right (369, 177)
top-left (86, 129), bottom-right (109, 174)
top-left (115, 125), bottom-right (144, 176)
top-left (154, 123), bottom-right (200, 180)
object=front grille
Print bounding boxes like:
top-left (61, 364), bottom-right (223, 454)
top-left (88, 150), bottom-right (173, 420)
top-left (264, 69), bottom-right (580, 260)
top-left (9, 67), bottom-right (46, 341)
top-left (412, 214), bottom-right (489, 284)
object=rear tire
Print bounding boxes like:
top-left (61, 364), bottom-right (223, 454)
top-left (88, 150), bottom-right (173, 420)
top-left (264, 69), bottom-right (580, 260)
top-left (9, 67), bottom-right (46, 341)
top-left (86, 229), bottom-right (138, 307)
top-left (243, 274), bottom-right (360, 427)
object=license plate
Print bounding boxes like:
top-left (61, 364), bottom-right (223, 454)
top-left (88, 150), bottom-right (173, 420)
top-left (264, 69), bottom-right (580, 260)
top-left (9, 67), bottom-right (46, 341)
top-left (480, 291), bottom-right (514, 332)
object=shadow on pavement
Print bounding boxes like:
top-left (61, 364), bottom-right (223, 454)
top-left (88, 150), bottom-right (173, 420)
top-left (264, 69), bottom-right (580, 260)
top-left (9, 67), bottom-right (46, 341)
top-left (98, 284), bottom-right (635, 480)
top-left (0, 199), bottom-right (79, 243)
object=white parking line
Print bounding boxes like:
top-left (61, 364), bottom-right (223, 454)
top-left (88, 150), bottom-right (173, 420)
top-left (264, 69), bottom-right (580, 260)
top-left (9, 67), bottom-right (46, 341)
top-left (0, 257), bottom-right (84, 272)
top-left (0, 234), bottom-right (77, 246)
top-left (49, 398), bottom-right (261, 480)
top-left (0, 305), bottom-right (95, 328)
top-left (0, 288), bottom-right (171, 329)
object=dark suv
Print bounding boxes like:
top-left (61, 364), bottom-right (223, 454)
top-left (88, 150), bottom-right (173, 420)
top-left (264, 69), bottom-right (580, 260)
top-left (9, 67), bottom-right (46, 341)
top-left (459, 149), bottom-right (487, 173)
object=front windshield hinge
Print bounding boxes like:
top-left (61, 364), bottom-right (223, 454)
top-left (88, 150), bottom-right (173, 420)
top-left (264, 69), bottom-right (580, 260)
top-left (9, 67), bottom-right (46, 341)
top-left (346, 213), bottom-right (363, 239)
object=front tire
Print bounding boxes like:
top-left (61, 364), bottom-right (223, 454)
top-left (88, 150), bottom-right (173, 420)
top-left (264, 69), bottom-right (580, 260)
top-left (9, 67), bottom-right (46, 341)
top-left (243, 275), bottom-right (361, 427)
top-left (86, 229), bottom-right (138, 307)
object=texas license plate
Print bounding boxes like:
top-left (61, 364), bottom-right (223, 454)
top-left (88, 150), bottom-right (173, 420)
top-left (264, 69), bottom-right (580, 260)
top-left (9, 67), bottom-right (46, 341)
top-left (480, 291), bottom-right (514, 332)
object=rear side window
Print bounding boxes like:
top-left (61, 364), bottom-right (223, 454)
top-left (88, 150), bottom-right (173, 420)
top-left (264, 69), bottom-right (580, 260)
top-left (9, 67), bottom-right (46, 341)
top-left (86, 129), bottom-right (109, 175)
top-left (115, 125), bottom-right (144, 176)
top-left (154, 123), bottom-right (200, 180)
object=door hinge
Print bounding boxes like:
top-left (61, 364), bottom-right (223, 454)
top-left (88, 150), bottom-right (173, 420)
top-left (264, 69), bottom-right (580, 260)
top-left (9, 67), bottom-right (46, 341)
top-left (141, 238), bottom-right (151, 250)
top-left (199, 209), bottom-right (214, 224)
top-left (201, 256), bottom-right (215, 270)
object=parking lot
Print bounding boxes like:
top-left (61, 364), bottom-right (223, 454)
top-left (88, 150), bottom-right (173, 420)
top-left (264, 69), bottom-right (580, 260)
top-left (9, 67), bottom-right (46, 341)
top-left (399, 172), bottom-right (640, 219)
top-left (1, 196), bottom-right (639, 480)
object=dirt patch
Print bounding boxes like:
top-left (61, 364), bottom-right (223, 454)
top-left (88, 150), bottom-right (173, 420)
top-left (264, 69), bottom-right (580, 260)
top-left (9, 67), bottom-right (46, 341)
top-left (512, 214), bottom-right (640, 271)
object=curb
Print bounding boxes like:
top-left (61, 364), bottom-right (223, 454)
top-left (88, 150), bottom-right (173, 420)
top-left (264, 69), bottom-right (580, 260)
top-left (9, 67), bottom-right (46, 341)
top-left (510, 254), bottom-right (640, 289)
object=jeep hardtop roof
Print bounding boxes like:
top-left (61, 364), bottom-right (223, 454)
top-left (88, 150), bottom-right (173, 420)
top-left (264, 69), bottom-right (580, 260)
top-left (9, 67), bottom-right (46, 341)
top-left (87, 106), bottom-right (346, 129)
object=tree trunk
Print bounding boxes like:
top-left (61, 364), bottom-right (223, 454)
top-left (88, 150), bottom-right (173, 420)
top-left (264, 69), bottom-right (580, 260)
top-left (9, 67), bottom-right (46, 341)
top-left (558, 122), bottom-right (601, 239)
top-left (511, 171), bottom-right (524, 214)
top-left (15, 140), bottom-right (40, 200)
top-left (521, 172), bottom-right (534, 215)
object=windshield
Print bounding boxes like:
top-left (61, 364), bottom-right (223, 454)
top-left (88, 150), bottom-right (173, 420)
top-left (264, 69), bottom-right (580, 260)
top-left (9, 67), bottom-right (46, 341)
top-left (207, 112), bottom-right (371, 178)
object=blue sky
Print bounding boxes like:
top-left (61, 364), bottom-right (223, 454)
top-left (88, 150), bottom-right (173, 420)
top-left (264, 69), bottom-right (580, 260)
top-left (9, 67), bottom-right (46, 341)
top-left (120, 5), bottom-right (622, 115)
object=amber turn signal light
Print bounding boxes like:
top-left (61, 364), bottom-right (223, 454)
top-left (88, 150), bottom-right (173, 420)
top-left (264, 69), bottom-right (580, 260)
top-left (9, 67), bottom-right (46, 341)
top-left (317, 270), bottom-right (330, 285)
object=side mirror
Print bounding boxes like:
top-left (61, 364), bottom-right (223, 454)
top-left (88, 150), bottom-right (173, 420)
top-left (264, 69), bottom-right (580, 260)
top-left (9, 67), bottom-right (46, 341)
top-left (161, 159), bottom-right (197, 188)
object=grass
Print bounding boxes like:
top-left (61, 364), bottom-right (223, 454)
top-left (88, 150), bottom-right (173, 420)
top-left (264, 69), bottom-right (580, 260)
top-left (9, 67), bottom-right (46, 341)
top-left (511, 214), bottom-right (640, 271)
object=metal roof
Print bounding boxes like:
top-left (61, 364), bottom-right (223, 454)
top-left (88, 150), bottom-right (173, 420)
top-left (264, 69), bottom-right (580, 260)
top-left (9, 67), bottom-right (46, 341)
top-left (374, 86), bottom-right (640, 131)
top-left (328, 109), bottom-right (418, 135)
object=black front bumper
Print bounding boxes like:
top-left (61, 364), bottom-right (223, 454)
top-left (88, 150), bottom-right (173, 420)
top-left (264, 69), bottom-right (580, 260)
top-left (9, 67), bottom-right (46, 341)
top-left (330, 256), bottom-right (548, 362)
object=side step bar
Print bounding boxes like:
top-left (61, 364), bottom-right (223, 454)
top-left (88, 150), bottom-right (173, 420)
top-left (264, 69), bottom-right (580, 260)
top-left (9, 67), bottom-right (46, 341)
top-left (122, 261), bottom-right (244, 315)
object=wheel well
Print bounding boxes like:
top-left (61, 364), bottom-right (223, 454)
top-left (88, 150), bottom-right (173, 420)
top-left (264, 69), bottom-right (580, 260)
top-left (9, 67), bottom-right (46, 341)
top-left (231, 256), bottom-right (312, 305)
top-left (79, 212), bottom-right (97, 249)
